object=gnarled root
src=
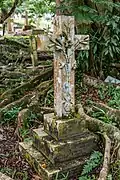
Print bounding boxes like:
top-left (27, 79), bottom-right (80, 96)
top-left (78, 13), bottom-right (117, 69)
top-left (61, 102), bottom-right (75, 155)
top-left (76, 104), bottom-right (120, 159)
top-left (0, 80), bottom-right (53, 119)
top-left (92, 102), bottom-right (120, 122)
top-left (76, 104), bottom-right (120, 179)
top-left (1, 68), bottom-right (52, 100)
top-left (98, 133), bottom-right (111, 180)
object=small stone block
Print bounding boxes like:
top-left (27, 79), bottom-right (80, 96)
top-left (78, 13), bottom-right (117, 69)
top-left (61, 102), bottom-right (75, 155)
top-left (32, 127), bottom-right (98, 164)
top-left (44, 113), bottom-right (86, 140)
top-left (19, 141), bottom-right (87, 180)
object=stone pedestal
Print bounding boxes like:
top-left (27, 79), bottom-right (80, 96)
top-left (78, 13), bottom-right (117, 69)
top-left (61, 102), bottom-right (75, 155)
top-left (19, 113), bottom-right (98, 180)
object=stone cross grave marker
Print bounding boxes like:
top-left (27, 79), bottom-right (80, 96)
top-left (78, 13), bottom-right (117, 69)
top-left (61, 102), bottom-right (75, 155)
top-left (51, 15), bottom-right (89, 117)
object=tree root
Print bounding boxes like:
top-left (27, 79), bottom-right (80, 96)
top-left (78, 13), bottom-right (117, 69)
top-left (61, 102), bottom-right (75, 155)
top-left (83, 74), bottom-right (105, 87)
top-left (76, 104), bottom-right (120, 159)
top-left (92, 102), bottom-right (120, 122)
top-left (0, 37), bottom-right (29, 49)
top-left (0, 93), bottom-right (35, 118)
top-left (0, 80), bottom-right (53, 118)
top-left (83, 74), bottom-right (120, 88)
top-left (98, 133), bottom-right (111, 180)
top-left (40, 107), bottom-right (54, 113)
top-left (14, 81), bottom-right (53, 140)
top-left (0, 68), bottom-right (53, 107)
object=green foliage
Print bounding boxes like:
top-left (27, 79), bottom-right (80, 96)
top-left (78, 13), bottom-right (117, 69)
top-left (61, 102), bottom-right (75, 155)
top-left (91, 11), bottom-right (120, 77)
top-left (111, 160), bottom-right (120, 179)
top-left (82, 151), bottom-right (103, 175)
top-left (78, 151), bottom-right (103, 180)
top-left (97, 84), bottom-right (120, 109)
top-left (90, 107), bottom-right (116, 126)
top-left (79, 175), bottom-right (95, 180)
top-left (0, 167), bottom-right (29, 180)
top-left (79, 151), bottom-right (103, 180)
top-left (61, 0), bottom-right (120, 77)
top-left (1, 107), bottom-right (21, 125)
top-left (55, 172), bottom-right (69, 180)
top-left (76, 51), bottom-right (89, 78)
top-left (107, 174), bottom-right (113, 180)
top-left (0, 0), bottom-right (14, 11)
top-left (24, 111), bottom-right (38, 129)
top-left (108, 88), bottom-right (120, 109)
top-left (18, 111), bottom-right (38, 140)
top-left (16, 0), bottom-right (55, 16)
top-left (0, 0), bottom-right (22, 15)
top-left (15, 171), bottom-right (29, 180)
top-left (19, 128), bottom-right (30, 139)
top-left (44, 86), bottom-right (54, 106)
top-left (0, 167), bottom-right (14, 177)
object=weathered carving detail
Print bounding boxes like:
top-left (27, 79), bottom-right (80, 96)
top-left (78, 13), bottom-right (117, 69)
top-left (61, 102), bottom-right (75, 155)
top-left (74, 35), bottom-right (89, 50)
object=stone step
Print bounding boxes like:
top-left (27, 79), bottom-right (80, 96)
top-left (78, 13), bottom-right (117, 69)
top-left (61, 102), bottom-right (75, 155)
top-left (44, 113), bottom-right (87, 140)
top-left (19, 141), bottom-right (88, 180)
top-left (32, 127), bottom-right (98, 164)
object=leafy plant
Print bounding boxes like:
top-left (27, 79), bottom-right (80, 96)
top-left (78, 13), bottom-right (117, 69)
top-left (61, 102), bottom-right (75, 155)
top-left (60, 0), bottom-right (120, 77)
top-left (107, 174), bottom-right (113, 180)
top-left (82, 151), bottom-right (103, 175)
top-left (44, 86), bottom-right (54, 106)
top-left (55, 172), bottom-right (69, 180)
top-left (0, 167), bottom-right (29, 180)
top-left (19, 128), bottom-right (30, 139)
top-left (15, 171), bottom-right (29, 180)
top-left (111, 160), bottom-right (120, 180)
top-left (24, 111), bottom-right (38, 129)
top-left (79, 151), bottom-right (103, 180)
top-left (19, 111), bottom-right (38, 140)
top-left (89, 106), bottom-right (118, 127)
top-left (97, 84), bottom-right (120, 109)
top-left (0, 167), bottom-right (13, 177)
top-left (79, 175), bottom-right (95, 180)
top-left (108, 87), bottom-right (120, 109)
top-left (1, 106), bottom-right (21, 125)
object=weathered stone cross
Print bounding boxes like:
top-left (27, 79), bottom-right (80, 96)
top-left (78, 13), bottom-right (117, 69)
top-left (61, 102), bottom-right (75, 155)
top-left (52, 15), bottom-right (89, 117)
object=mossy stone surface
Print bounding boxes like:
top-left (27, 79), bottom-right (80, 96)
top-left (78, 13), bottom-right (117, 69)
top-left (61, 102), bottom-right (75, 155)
top-left (19, 141), bottom-right (88, 180)
top-left (32, 127), bottom-right (98, 164)
top-left (44, 113), bottom-right (86, 140)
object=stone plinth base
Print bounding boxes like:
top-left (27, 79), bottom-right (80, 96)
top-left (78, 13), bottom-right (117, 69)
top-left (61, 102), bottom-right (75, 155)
top-left (19, 114), bottom-right (98, 180)
top-left (19, 141), bottom-right (87, 180)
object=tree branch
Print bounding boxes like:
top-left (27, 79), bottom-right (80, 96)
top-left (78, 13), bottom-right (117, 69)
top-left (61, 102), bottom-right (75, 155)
top-left (0, 0), bottom-right (19, 24)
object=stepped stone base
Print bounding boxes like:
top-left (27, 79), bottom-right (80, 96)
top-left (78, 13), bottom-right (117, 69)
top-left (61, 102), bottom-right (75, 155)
top-left (19, 114), bottom-right (99, 179)
top-left (19, 141), bottom-right (88, 180)
top-left (32, 127), bottom-right (98, 164)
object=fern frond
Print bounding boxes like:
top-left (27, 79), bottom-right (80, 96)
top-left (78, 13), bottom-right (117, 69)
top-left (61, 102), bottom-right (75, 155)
top-left (81, 151), bottom-right (103, 176)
